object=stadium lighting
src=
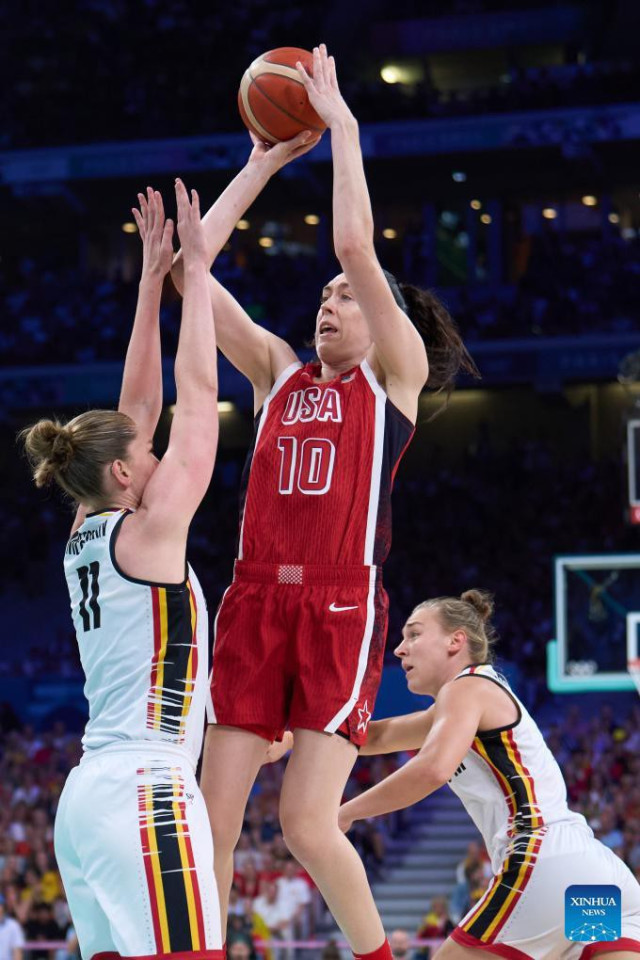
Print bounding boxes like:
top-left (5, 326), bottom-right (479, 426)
top-left (381, 65), bottom-right (401, 84)
top-left (609, 213), bottom-right (620, 224)
top-left (452, 171), bottom-right (467, 183)
top-left (382, 228), bottom-right (397, 239)
top-left (542, 208), bottom-right (558, 219)
top-left (470, 200), bottom-right (482, 210)
top-left (259, 237), bottom-right (274, 248)
top-left (304, 214), bottom-right (320, 225)
top-left (581, 196), bottom-right (597, 207)
top-left (121, 222), bottom-right (137, 234)
top-left (480, 213), bottom-right (492, 225)
top-left (236, 219), bottom-right (250, 230)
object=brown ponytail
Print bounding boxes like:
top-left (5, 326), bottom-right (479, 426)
top-left (399, 283), bottom-right (480, 403)
top-left (19, 410), bottom-right (136, 504)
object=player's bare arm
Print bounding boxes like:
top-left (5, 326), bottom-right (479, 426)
top-left (120, 188), bottom-right (174, 434)
top-left (297, 46), bottom-right (429, 423)
top-left (359, 708), bottom-right (435, 756)
top-left (338, 681), bottom-right (487, 831)
top-left (118, 180), bottom-right (219, 581)
top-left (171, 132), bottom-right (319, 408)
top-left (70, 188), bottom-right (172, 537)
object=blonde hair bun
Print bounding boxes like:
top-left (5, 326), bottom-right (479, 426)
top-left (461, 589), bottom-right (494, 623)
top-left (20, 409), bottom-right (136, 502)
top-left (22, 419), bottom-right (75, 488)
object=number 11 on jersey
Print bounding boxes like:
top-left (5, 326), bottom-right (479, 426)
top-left (77, 561), bottom-right (101, 631)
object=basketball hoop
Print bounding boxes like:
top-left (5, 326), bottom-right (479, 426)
top-left (628, 658), bottom-right (640, 697)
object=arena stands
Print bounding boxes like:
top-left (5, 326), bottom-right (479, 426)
top-left (2, 229), bottom-right (639, 371)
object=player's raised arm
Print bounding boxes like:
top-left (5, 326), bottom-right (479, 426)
top-left (135, 179), bottom-right (218, 544)
top-left (70, 188), bottom-right (173, 536)
top-left (297, 47), bottom-right (429, 398)
top-left (170, 133), bottom-right (319, 402)
top-left (120, 188), bottom-right (174, 433)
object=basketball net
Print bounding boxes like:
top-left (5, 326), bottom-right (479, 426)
top-left (628, 658), bottom-right (640, 698)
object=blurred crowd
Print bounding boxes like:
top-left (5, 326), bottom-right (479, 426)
top-left (2, 229), bottom-right (638, 373)
top-left (345, 60), bottom-right (640, 128)
top-left (3, 0), bottom-right (637, 151)
top-left (453, 232), bottom-right (640, 340)
top-left (1, 702), bottom-right (639, 956)
top-left (0, 243), bottom-right (323, 367)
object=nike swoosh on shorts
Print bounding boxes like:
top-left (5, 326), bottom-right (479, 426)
top-left (328, 603), bottom-right (359, 612)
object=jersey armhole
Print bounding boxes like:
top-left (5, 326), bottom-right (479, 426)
top-left (454, 673), bottom-right (522, 736)
top-left (109, 511), bottom-right (188, 591)
top-left (361, 359), bottom-right (415, 432)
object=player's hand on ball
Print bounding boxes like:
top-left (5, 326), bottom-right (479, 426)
top-left (174, 179), bottom-right (207, 266)
top-left (132, 187), bottom-right (174, 279)
top-left (247, 129), bottom-right (322, 175)
top-left (296, 44), bottom-right (352, 128)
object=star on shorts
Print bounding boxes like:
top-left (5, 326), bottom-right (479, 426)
top-left (357, 700), bottom-right (371, 733)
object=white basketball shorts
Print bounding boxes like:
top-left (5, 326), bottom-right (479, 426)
top-left (452, 820), bottom-right (640, 959)
top-left (54, 743), bottom-right (222, 960)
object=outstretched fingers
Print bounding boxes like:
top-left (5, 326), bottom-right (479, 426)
top-left (131, 205), bottom-right (145, 240)
top-left (146, 186), bottom-right (156, 234)
top-left (327, 53), bottom-right (338, 88)
top-left (175, 177), bottom-right (190, 220)
top-left (296, 58), bottom-right (312, 89)
top-left (153, 190), bottom-right (165, 228)
top-left (161, 217), bottom-right (174, 253)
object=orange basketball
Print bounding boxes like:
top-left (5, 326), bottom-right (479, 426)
top-left (238, 47), bottom-right (327, 145)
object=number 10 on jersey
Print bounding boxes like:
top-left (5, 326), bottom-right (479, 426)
top-left (277, 437), bottom-right (336, 496)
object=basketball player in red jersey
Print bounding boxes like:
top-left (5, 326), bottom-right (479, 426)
top-left (172, 45), bottom-right (476, 960)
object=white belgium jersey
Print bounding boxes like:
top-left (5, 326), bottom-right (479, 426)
top-left (447, 663), bottom-right (587, 873)
top-left (64, 509), bottom-right (209, 766)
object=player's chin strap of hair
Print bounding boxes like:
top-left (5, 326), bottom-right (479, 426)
top-left (382, 269), bottom-right (409, 315)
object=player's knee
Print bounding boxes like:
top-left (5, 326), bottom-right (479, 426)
top-left (280, 806), bottom-right (330, 862)
top-left (207, 804), bottom-right (244, 856)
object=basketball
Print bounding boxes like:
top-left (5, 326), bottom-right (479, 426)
top-left (238, 47), bottom-right (327, 144)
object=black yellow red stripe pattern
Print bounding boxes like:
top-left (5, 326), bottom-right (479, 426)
top-left (472, 728), bottom-right (544, 834)
top-left (147, 582), bottom-right (198, 740)
top-left (461, 830), bottom-right (544, 942)
top-left (137, 766), bottom-right (206, 952)
top-left (463, 724), bottom-right (546, 942)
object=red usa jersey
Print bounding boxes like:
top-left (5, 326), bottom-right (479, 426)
top-left (237, 360), bottom-right (414, 565)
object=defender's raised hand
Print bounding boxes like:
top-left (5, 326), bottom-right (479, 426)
top-left (296, 44), bottom-right (353, 128)
top-left (132, 187), bottom-right (174, 279)
top-left (174, 178), bottom-right (207, 265)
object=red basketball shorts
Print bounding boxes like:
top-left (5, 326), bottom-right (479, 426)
top-left (207, 560), bottom-right (388, 747)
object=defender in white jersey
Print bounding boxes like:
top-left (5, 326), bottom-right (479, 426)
top-left (338, 590), bottom-right (640, 960)
top-left (21, 182), bottom-right (222, 960)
